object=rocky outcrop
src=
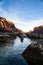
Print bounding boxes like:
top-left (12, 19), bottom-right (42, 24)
top-left (22, 40), bottom-right (43, 65)
top-left (0, 17), bottom-right (24, 42)
top-left (26, 25), bottom-right (43, 39)
top-left (0, 17), bottom-right (15, 32)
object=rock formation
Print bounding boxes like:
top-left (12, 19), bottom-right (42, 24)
top-left (0, 17), bottom-right (15, 32)
top-left (22, 39), bottom-right (43, 65)
top-left (26, 25), bottom-right (43, 39)
top-left (0, 17), bottom-right (24, 42)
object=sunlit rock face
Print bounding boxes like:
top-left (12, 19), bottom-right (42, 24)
top-left (0, 17), bottom-right (24, 33)
top-left (33, 25), bottom-right (43, 34)
top-left (0, 17), bottom-right (15, 32)
top-left (26, 25), bottom-right (43, 38)
top-left (0, 17), bottom-right (16, 42)
top-left (0, 17), bottom-right (25, 42)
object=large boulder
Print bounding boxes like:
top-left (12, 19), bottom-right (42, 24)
top-left (22, 40), bottom-right (43, 65)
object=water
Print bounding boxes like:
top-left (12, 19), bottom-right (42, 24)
top-left (0, 37), bottom-right (32, 65)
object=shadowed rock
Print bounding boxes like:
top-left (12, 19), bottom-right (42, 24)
top-left (22, 40), bottom-right (43, 65)
top-left (0, 17), bottom-right (25, 42)
top-left (26, 25), bottom-right (43, 39)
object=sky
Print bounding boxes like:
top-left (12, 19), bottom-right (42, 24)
top-left (0, 0), bottom-right (43, 32)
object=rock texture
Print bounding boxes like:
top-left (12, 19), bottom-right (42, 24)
top-left (26, 25), bottom-right (43, 39)
top-left (22, 40), bottom-right (43, 65)
top-left (0, 17), bottom-right (16, 31)
top-left (0, 17), bottom-right (24, 42)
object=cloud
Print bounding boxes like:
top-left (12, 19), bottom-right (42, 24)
top-left (14, 17), bottom-right (43, 32)
top-left (0, 1), bottom-right (7, 17)
top-left (0, 2), bottom-right (43, 32)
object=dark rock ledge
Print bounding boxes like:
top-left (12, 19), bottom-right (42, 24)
top-left (22, 40), bottom-right (43, 65)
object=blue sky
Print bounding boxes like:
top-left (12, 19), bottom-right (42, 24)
top-left (0, 0), bottom-right (43, 31)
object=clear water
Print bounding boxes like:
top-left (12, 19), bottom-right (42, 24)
top-left (0, 37), bottom-right (32, 65)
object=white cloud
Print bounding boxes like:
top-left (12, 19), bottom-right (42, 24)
top-left (0, 2), bottom-right (43, 32)
top-left (14, 17), bottom-right (43, 32)
top-left (0, 1), bottom-right (8, 17)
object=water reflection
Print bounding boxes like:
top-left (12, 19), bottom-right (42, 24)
top-left (20, 38), bottom-right (24, 42)
top-left (0, 37), bottom-right (31, 65)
